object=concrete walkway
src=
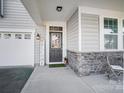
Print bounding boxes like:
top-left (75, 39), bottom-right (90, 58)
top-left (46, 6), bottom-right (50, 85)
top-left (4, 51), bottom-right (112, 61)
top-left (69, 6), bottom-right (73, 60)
top-left (21, 67), bottom-right (95, 93)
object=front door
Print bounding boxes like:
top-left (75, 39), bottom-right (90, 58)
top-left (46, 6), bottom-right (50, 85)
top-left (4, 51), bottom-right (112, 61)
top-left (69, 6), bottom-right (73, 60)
top-left (49, 32), bottom-right (63, 62)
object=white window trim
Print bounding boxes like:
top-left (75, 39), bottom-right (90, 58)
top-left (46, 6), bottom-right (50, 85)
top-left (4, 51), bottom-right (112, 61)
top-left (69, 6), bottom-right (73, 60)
top-left (118, 18), bottom-right (123, 50)
top-left (104, 17), bottom-right (118, 50)
top-left (101, 17), bottom-right (124, 51)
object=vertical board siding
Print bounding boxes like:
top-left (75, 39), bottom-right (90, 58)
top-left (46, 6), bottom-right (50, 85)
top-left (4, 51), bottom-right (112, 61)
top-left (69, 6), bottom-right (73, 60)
top-left (0, 0), bottom-right (35, 29)
top-left (67, 10), bottom-right (79, 51)
top-left (81, 14), bottom-right (99, 51)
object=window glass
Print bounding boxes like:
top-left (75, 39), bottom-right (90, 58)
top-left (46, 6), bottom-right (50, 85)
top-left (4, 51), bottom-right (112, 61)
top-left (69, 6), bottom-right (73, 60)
top-left (104, 18), bottom-right (118, 34)
top-left (15, 34), bottom-right (22, 39)
top-left (0, 33), bottom-right (1, 39)
top-left (104, 35), bottom-right (118, 49)
top-left (24, 34), bottom-right (31, 39)
top-left (49, 26), bottom-right (63, 31)
top-left (4, 33), bottom-right (11, 39)
top-left (51, 33), bottom-right (62, 48)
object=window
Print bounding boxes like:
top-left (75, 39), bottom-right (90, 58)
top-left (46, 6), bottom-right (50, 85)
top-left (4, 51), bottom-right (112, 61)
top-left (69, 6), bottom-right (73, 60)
top-left (4, 33), bottom-right (11, 39)
top-left (50, 33), bottom-right (62, 48)
top-left (122, 20), bottom-right (124, 49)
top-left (49, 26), bottom-right (63, 31)
top-left (24, 33), bottom-right (31, 39)
top-left (104, 18), bottom-right (118, 49)
top-left (15, 34), bottom-right (22, 39)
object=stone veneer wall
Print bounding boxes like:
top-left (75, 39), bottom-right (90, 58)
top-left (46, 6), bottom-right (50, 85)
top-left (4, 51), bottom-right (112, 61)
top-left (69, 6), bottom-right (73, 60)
top-left (67, 50), bottom-right (124, 76)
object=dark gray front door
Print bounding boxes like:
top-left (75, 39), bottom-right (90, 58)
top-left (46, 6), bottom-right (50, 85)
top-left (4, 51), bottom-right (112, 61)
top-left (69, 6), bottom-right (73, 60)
top-left (49, 32), bottom-right (62, 62)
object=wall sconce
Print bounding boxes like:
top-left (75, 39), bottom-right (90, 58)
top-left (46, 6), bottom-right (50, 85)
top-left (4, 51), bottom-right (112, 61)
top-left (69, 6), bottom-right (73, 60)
top-left (56, 6), bottom-right (62, 12)
top-left (0, 0), bottom-right (4, 17)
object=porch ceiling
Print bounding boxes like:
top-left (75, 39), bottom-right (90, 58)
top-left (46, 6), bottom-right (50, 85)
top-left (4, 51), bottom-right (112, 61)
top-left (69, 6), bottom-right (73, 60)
top-left (21, 0), bottom-right (124, 25)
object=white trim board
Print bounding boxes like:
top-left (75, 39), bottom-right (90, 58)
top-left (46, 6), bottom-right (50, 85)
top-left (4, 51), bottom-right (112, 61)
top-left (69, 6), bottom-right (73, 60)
top-left (48, 62), bottom-right (65, 65)
top-left (0, 28), bottom-right (35, 33)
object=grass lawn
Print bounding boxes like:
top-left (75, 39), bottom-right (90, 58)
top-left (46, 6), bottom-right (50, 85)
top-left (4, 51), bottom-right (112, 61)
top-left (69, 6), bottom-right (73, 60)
top-left (0, 66), bottom-right (34, 93)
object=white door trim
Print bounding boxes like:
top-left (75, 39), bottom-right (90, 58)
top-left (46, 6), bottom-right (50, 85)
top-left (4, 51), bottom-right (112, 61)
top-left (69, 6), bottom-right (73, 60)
top-left (45, 21), bottom-right (66, 65)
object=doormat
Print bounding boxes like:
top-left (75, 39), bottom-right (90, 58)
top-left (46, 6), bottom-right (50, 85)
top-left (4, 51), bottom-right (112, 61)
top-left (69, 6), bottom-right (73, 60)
top-left (49, 64), bottom-right (65, 68)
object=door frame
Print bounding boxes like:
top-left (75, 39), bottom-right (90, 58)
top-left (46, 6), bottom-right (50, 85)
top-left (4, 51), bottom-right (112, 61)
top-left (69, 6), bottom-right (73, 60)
top-left (45, 22), bottom-right (66, 65)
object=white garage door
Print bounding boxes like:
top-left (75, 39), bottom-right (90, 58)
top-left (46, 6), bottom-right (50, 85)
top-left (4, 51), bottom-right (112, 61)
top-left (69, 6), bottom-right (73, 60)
top-left (0, 31), bottom-right (34, 66)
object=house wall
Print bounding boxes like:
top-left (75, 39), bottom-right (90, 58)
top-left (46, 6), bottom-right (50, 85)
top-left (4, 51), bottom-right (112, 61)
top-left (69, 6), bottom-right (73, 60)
top-left (67, 6), bottom-right (124, 76)
top-left (67, 7), bottom-right (124, 52)
top-left (79, 6), bottom-right (124, 52)
top-left (81, 13), bottom-right (99, 52)
top-left (0, 0), bottom-right (35, 29)
top-left (67, 10), bottom-right (79, 51)
top-left (0, 0), bottom-right (35, 66)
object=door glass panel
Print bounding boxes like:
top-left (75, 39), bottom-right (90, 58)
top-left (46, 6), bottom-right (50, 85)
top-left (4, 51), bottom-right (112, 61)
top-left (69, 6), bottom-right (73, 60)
top-left (51, 33), bottom-right (61, 48)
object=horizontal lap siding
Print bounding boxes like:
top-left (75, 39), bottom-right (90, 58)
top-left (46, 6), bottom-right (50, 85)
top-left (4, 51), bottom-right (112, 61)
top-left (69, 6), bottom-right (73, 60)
top-left (0, 0), bottom-right (35, 29)
top-left (81, 14), bottom-right (99, 52)
top-left (67, 10), bottom-right (79, 51)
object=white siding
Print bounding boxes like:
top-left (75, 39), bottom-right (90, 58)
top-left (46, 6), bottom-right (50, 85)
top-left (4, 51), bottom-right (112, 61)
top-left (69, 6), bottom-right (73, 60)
top-left (80, 0), bottom-right (124, 12)
top-left (81, 14), bottom-right (99, 51)
top-left (0, 0), bottom-right (35, 29)
top-left (67, 10), bottom-right (79, 51)
top-left (34, 27), bottom-right (46, 66)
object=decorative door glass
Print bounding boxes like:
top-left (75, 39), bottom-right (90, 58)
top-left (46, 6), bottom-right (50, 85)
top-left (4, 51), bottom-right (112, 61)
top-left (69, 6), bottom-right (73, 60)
top-left (51, 33), bottom-right (61, 48)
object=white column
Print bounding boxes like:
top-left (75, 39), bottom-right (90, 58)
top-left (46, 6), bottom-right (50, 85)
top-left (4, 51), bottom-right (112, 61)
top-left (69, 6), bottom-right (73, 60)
top-left (78, 7), bottom-right (82, 52)
top-left (118, 18), bottom-right (123, 50)
top-left (100, 16), bottom-right (104, 51)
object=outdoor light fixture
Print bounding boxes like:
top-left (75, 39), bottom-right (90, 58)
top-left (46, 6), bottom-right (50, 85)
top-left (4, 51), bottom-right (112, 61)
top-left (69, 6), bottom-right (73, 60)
top-left (0, 0), bottom-right (4, 17)
top-left (56, 6), bottom-right (62, 12)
